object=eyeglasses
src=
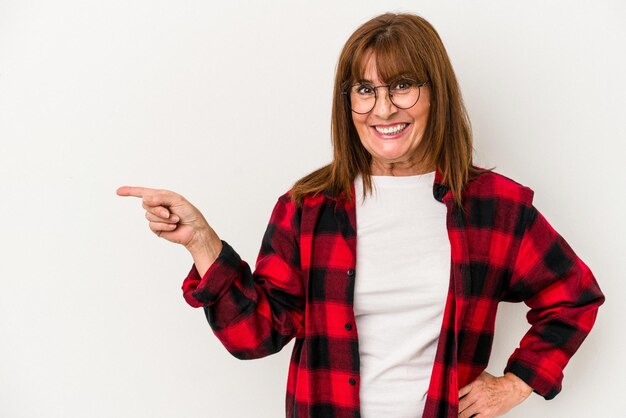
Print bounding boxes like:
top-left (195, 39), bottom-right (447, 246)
top-left (343, 78), bottom-right (430, 114)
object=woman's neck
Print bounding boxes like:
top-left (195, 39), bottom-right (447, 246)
top-left (370, 160), bottom-right (435, 176)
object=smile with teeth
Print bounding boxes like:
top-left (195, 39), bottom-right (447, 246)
top-left (374, 123), bottom-right (408, 135)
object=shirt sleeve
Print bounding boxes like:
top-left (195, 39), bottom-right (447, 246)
top-left (502, 204), bottom-right (605, 399)
top-left (180, 193), bottom-right (305, 360)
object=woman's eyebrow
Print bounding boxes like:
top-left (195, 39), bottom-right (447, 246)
top-left (355, 73), bottom-right (414, 84)
top-left (388, 72), bottom-right (414, 80)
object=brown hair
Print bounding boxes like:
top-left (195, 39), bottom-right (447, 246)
top-left (289, 12), bottom-right (492, 207)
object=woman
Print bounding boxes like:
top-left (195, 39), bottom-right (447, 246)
top-left (117, 13), bottom-right (604, 418)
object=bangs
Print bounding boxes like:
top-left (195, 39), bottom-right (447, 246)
top-left (348, 32), bottom-right (428, 84)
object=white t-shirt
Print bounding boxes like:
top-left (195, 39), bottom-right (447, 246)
top-left (353, 171), bottom-right (451, 418)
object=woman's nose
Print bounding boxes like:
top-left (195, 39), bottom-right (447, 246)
top-left (372, 89), bottom-right (397, 118)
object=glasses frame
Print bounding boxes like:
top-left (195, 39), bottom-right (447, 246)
top-left (342, 79), bottom-right (430, 115)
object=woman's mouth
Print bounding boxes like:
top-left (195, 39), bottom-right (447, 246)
top-left (372, 123), bottom-right (410, 138)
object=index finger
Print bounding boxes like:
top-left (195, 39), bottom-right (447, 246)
top-left (116, 186), bottom-right (157, 198)
top-left (458, 381), bottom-right (473, 398)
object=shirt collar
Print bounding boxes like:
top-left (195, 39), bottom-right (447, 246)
top-left (323, 167), bottom-right (450, 203)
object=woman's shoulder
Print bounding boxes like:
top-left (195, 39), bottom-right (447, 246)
top-left (466, 165), bottom-right (535, 206)
top-left (278, 188), bottom-right (333, 210)
top-left (274, 186), bottom-right (331, 212)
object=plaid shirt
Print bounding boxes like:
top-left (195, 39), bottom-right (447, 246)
top-left (182, 168), bottom-right (604, 418)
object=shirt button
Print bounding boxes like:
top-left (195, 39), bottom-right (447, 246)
top-left (348, 378), bottom-right (356, 385)
top-left (344, 323), bottom-right (352, 331)
top-left (347, 269), bottom-right (355, 277)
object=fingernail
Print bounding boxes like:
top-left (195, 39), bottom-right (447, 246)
top-left (162, 211), bottom-right (169, 219)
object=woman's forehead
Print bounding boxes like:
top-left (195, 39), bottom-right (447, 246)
top-left (360, 54), bottom-right (381, 81)
top-left (352, 50), bottom-right (421, 82)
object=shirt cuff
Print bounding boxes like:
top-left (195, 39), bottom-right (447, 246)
top-left (504, 348), bottom-right (563, 400)
top-left (181, 240), bottom-right (241, 308)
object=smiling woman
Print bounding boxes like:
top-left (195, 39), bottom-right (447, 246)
top-left (118, 12), bottom-right (604, 418)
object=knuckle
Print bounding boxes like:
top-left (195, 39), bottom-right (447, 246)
top-left (156, 189), bottom-right (171, 198)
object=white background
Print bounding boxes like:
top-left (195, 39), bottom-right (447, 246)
top-left (1, 1), bottom-right (624, 417)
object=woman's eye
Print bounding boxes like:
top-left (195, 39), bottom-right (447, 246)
top-left (355, 85), bottom-right (374, 95)
top-left (392, 80), bottom-right (414, 91)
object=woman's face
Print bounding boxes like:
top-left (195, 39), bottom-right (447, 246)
top-left (351, 54), bottom-right (432, 176)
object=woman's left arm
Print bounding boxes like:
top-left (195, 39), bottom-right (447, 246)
top-left (460, 204), bottom-right (605, 417)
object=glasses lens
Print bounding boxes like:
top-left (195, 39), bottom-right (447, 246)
top-left (388, 79), bottom-right (421, 110)
top-left (349, 84), bottom-right (376, 114)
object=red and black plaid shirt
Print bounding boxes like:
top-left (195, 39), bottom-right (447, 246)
top-left (182, 168), bottom-right (604, 418)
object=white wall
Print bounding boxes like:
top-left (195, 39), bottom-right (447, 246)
top-left (1, 1), bottom-right (624, 417)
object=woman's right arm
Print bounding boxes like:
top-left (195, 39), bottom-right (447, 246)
top-left (116, 185), bottom-right (224, 274)
top-left (117, 186), bottom-right (305, 359)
